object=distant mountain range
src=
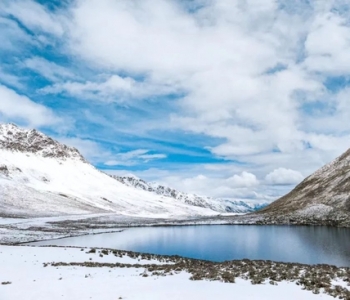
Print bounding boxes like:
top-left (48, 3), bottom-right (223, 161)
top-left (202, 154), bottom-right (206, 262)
top-left (0, 123), bottom-right (267, 218)
top-left (113, 175), bottom-right (269, 213)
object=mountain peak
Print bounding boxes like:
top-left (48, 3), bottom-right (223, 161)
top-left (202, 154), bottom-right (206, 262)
top-left (0, 123), bottom-right (84, 161)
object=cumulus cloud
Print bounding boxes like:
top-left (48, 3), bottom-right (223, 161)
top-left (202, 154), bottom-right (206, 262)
top-left (0, 84), bottom-right (61, 127)
top-left (226, 172), bottom-right (259, 188)
top-left (265, 168), bottom-right (304, 185)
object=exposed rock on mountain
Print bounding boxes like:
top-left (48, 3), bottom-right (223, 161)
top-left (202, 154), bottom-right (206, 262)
top-left (257, 148), bottom-right (350, 226)
top-left (113, 175), bottom-right (268, 213)
top-left (0, 124), bottom-right (83, 160)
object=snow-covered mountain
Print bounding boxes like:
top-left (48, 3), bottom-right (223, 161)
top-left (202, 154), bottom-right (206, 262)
top-left (0, 124), bottom-right (218, 218)
top-left (258, 148), bottom-right (350, 226)
top-left (113, 175), bottom-right (268, 213)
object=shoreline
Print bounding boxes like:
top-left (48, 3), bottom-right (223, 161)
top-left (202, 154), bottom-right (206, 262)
top-left (1, 213), bottom-right (350, 246)
top-left (1, 243), bottom-right (349, 300)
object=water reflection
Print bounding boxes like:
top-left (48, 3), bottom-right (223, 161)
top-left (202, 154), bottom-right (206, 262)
top-left (31, 225), bottom-right (350, 266)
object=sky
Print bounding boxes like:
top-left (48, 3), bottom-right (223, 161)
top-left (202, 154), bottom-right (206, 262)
top-left (1, 0), bottom-right (350, 202)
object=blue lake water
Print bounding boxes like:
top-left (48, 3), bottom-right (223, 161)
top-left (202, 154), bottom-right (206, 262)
top-left (30, 225), bottom-right (350, 267)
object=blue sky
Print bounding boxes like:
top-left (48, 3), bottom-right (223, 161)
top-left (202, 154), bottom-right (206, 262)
top-left (1, 0), bottom-right (350, 201)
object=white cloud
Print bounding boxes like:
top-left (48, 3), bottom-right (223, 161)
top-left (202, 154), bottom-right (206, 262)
top-left (23, 57), bottom-right (75, 82)
top-left (1, 0), bottom-right (64, 36)
top-left (0, 67), bottom-right (23, 89)
top-left (0, 17), bottom-right (33, 52)
top-left (265, 168), bottom-right (304, 185)
top-left (41, 75), bottom-right (180, 102)
top-left (105, 149), bottom-right (166, 166)
top-left (0, 84), bottom-right (61, 127)
top-left (304, 12), bottom-right (350, 76)
top-left (226, 172), bottom-right (259, 188)
top-left (139, 153), bottom-right (167, 162)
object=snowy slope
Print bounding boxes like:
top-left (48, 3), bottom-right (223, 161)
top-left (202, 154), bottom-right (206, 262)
top-left (0, 124), bottom-right (217, 218)
top-left (0, 245), bottom-right (337, 300)
top-left (113, 175), bottom-right (268, 213)
top-left (259, 148), bottom-right (350, 225)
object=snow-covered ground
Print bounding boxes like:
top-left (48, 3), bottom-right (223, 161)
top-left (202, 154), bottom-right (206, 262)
top-left (0, 245), bottom-right (338, 300)
top-left (0, 149), bottom-right (219, 218)
top-left (0, 214), bottom-right (137, 244)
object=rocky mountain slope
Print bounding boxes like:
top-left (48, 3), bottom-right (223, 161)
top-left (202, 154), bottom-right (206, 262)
top-left (0, 124), bottom-right (84, 161)
top-left (257, 148), bottom-right (350, 226)
top-left (113, 175), bottom-right (268, 213)
top-left (0, 124), bottom-right (218, 218)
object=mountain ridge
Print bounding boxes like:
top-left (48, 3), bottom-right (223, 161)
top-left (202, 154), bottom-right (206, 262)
top-left (112, 175), bottom-right (269, 213)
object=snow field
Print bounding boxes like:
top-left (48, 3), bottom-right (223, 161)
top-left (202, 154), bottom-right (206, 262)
top-left (0, 245), bottom-right (336, 300)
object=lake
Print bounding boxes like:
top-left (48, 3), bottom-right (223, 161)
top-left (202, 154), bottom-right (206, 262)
top-left (30, 225), bottom-right (350, 267)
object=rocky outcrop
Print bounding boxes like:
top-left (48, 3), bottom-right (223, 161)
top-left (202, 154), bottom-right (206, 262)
top-left (0, 124), bottom-right (84, 161)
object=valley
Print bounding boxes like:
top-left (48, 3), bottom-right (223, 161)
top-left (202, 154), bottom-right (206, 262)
top-left (1, 123), bottom-right (350, 299)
